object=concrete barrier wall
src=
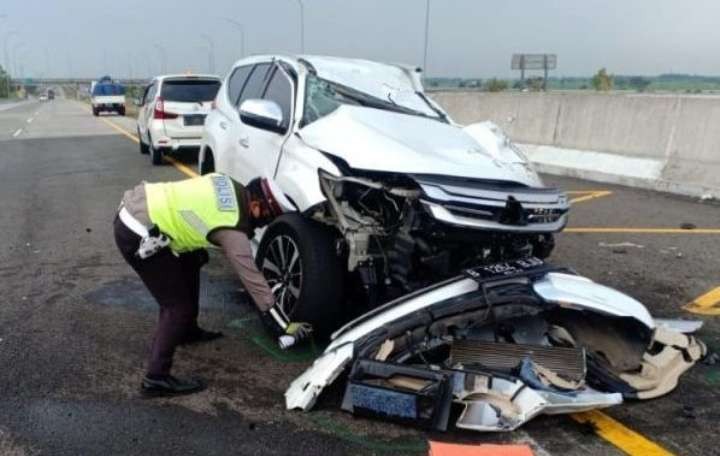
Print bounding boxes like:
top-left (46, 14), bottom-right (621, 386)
top-left (431, 91), bottom-right (720, 198)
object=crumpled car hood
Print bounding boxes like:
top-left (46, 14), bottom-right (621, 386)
top-left (299, 105), bottom-right (541, 186)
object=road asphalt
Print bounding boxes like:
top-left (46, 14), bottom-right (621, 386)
top-left (0, 98), bottom-right (718, 455)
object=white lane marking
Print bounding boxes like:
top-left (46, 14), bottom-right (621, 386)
top-left (13, 129), bottom-right (22, 137)
top-left (27, 117), bottom-right (34, 123)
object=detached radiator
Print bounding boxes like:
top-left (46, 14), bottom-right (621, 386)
top-left (450, 340), bottom-right (586, 383)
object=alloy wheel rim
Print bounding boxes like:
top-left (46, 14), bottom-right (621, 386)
top-left (261, 235), bottom-right (303, 319)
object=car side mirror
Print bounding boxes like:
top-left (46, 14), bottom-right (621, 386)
top-left (239, 99), bottom-right (284, 134)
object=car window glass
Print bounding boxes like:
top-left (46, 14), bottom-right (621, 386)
top-left (303, 75), bottom-right (359, 125)
top-left (237, 63), bottom-right (271, 107)
top-left (160, 80), bottom-right (221, 102)
top-left (263, 68), bottom-right (293, 130)
top-left (141, 85), bottom-right (151, 104)
top-left (227, 66), bottom-right (252, 105)
top-left (146, 82), bottom-right (158, 102)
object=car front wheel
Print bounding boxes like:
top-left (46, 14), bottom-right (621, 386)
top-left (256, 214), bottom-right (345, 337)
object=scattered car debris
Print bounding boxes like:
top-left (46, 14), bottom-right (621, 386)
top-left (654, 318), bottom-right (703, 334)
top-left (680, 223), bottom-right (697, 230)
top-left (286, 259), bottom-right (706, 433)
top-left (700, 193), bottom-right (715, 201)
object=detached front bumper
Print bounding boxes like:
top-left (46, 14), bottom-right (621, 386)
top-left (414, 175), bottom-right (569, 232)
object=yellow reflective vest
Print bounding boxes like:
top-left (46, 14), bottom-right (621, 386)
top-left (145, 173), bottom-right (242, 253)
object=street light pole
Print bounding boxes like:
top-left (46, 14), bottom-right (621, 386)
top-left (422, 0), bottom-right (431, 74)
top-left (44, 47), bottom-right (50, 78)
top-left (153, 44), bottom-right (167, 74)
top-left (4, 30), bottom-right (18, 75)
top-left (200, 34), bottom-right (215, 74)
top-left (224, 18), bottom-right (245, 58)
top-left (12, 42), bottom-right (25, 78)
top-left (0, 14), bottom-right (6, 70)
top-left (295, 0), bottom-right (305, 53)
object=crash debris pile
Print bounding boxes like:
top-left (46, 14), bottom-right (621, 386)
top-left (286, 259), bottom-right (706, 432)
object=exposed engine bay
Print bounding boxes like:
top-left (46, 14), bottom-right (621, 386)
top-left (314, 169), bottom-right (566, 303)
top-left (285, 259), bottom-right (706, 432)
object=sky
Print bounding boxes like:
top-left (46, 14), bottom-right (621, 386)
top-left (1, 0), bottom-right (719, 79)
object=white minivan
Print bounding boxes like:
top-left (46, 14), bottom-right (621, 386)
top-left (136, 74), bottom-right (221, 165)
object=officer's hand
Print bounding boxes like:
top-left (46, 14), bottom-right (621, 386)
top-left (278, 322), bottom-right (313, 350)
top-left (288, 322), bottom-right (313, 338)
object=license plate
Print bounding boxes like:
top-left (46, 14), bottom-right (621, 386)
top-left (183, 115), bottom-right (206, 126)
top-left (464, 257), bottom-right (546, 281)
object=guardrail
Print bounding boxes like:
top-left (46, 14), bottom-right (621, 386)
top-left (432, 91), bottom-right (720, 198)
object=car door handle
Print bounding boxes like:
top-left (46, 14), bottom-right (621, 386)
top-left (239, 135), bottom-right (249, 148)
top-left (219, 121), bottom-right (228, 130)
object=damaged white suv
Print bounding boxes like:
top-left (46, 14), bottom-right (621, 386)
top-left (200, 55), bottom-right (569, 333)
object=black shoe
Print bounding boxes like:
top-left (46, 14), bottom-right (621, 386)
top-left (140, 375), bottom-right (206, 398)
top-left (179, 328), bottom-right (224, 346)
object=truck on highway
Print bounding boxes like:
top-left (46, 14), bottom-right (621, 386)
top-left (91, 76), bottom-right (126, 116)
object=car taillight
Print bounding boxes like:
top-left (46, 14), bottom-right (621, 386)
top-left (153, 97), bottom-right (178, 119)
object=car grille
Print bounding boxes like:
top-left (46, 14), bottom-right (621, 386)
top-left (413, 175), bottom-right (569, 232)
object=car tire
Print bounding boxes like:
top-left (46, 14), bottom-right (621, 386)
top-left (92, 108), bottom-right (99, 116)
top-left (118, 107), bottom-right (126, 116)
top-left (138, 130), bottom-right (150, 155)
top-left (199, 150), bottom-right (214, 175)
top-left (150, 140), bottom-right (163, 166)
top-left (256, 214), bottom-right (346, 337)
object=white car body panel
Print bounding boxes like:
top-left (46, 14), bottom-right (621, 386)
top-left (533, 272), bottom-right (655, 329)
top-left (273, 134), bottom-right (341, 211)
top-left (299, 105), bottom-right (537, 185)
top-left (160, 100), bottom-right (213, 141)
top-left (285, 272), bottom-right (659, 412)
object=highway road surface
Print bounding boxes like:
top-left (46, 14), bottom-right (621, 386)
top-left (1, 97), bottom-right (719, 455)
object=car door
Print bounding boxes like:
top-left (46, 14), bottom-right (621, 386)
top-left (209, 64), bottom-right (253, 176)
top-left (228, 62), bottom-right (273, 184)
top-left (136, 83), bottom-right (151, 138)
top-left (138, 81), bottom-right (158, 143)
top-left (246, 64), bottom-right (296, 181)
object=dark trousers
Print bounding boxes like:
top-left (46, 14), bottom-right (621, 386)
top-left (113, 217), bottom-right (208, 377)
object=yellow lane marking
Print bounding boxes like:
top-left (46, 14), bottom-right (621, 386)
top-left (91, 110), bottom-right (199, 178)
top-left (567, 190), bottom-right (612, 194)
top-left (164, 155), bottom-right (199, 178)
top-left (565, 227), bottom-right (720, 234)
top-left (571, 411), bottom-right (675, 456)
top-left (570, 190), bottom-right (613, 204)
top-left (684, 287), bottom-right (720, 315)
top-left (97, 116), bottom-right (140, 143)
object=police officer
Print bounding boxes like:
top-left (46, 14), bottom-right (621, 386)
top-left (114, 173), bottom-right (312, 398)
